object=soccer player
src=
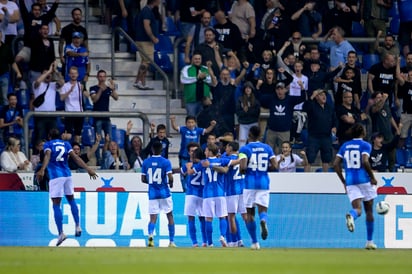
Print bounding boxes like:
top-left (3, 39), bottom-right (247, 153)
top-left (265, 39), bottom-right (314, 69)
top-left (141, 141), bottom-right (176, 247)
top-left (36, 128), bottom-right (98, 246)
top-left (187, 144), bottom-right (232, 247)
top-left (239, 126), bottom-right (277, 250)
top-left (333, 123), bottom-right (378, 250)
top-left (181, 143), bottom-right (207, 247)
top-left (223, 141), bottom-right (246, 247)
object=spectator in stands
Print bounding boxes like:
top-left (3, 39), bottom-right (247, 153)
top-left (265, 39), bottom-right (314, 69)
top-left (111, 0), bottom-right (139, 52)
top-left (236, 81), bottom-right (260, 147)
top-left (334, 50), bottom-right (362, 109)
top-left (60, 66), bottom-right (89, 143)
top-left (90, 70), bottom-right (119, 141)
top-left (0, 0), bottom-right (20, 46)
top-left (368, 91), bottom-right (399, 171)
top-left (68, 134), bottom-right (101, 170)
top-left (303, 46), bottom-right (328, 75)
top-left (307, 60), bottom-right (342, 95)
top-left (396, 59), bottom-right (412, 148)
top-left (367, 53), bottom-right (397, 106)
top-left (0, 29), bottom-right (22, 105)
top-left (38, 0), bottom-right (61, 36)
top-left (374, 30), bottom-right (400, 60)
top-left (319, 26), bottom-right (355, 71)
top-left (360, 0), bottom-right (392, 53)
top-left (275, 141), bottom-right (308, 172)
top-left (195, 28), bottom-right (225, 77)
top-left (180, 52), bottom-right (213, 117)
top-left (369, 130), bottom-right (400, 172)
top-left (401, 52), bottom-right (412, 73)
top-left (213, 9), bottom-right (243, 59)
top-left (0, 93), bottom-right (24, 147)
top-left (16, 0), bottom-right (57, 66)
top-left (144, 123), bottom-right (170, 158)
top-left (304, 89), bottom-right (337, 172)
top-left (132, 0), bottom-right (161, 90)
top-left (335, 91), bottom-right (366, 146)
top-left (31, 62), bottom-right (64, 144)
top-left (30, 138), bottom-right (44, 169)
top-left (334, 67), bottom-right (362, 107)
top-left (125, 120), bottom-right (147, 170)
top-left (175, 0), bottom-right (207, 38)
top-left (0, 137), bottom-right (32, 172)
top-left (102, 134), bottom-right (129, 170)
top-left (281, 32), bottom-right (306, 61)
top-left (398, 0), bottom-right (412, 57)
top-left (59, 7), bottom-right (88, 72)
top-left (324, 0), bottom-right (360, 37)
top-left (184, 11), bottom-right (214, 64)
top-left (291, 1), bottom-right (322, 39)
top-left (264, 6), bottom-right (292, 52)
top-left (64, 31), bottom-right (90, 84)
top-left (28, 24), bottom-right (56, 84)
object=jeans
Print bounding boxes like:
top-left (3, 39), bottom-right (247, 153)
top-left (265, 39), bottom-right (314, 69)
top-left (185, 102), bottom-right (203, 117)
top-left (0, 72), bottom-right (9, 105)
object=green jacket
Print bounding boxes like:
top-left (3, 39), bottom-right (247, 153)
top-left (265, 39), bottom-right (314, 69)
top-left (180, 65), bottom-right (212, 103)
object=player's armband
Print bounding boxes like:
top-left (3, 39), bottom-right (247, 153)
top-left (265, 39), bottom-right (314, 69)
top-left (238, 153), bottom-right (247, 159)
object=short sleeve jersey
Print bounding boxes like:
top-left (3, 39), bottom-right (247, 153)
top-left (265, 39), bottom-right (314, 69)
top-left (178, 126), bottom-right (205, 158)
top-left (193, 157), bottom-right (231, 198)
top-left (142, 155), bottom-right (172, 200)
top-left (181, 164), bottom-right (203, 197)
top-left (43, 139), bottom-right (72, 180)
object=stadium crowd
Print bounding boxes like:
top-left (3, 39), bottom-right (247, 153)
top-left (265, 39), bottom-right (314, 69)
top-left (0, 0), bottom-right (411, 176)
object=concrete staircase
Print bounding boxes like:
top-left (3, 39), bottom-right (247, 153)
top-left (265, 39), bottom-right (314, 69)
top-left (56, 0), bottom-right (185, 167)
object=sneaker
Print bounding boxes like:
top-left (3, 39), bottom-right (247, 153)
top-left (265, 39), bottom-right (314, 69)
top-left (133, 81), bottom-right (145, 89)
top-left (346, 213), bottom-right (355, 232)
top-left (143, 84), bottom-right (154, 90)
top-left (201, 243), bottom-right (207, 247)
top-left (260, 220), bottom-right (268, 240)
top-left (219, 236), bottom-right (228, 247)
top-left (365, 242), bottom-right (377, 250)
top-left (148, 235), bottom-right (154, 247)
top-left (208, 244), bottom-right (214, 248)
top-left (237, 240), bottom-right (245, 247)
top-left (250, 242), bottom-right (260, 250)
top-left (168, 242), bottom-right (177, 248)
top-left (75, 226), bottom-right (82, 237)
top-left (192, 243), bottom-right (199, 248)
top-left (56, 233), bottom-right (67, 246)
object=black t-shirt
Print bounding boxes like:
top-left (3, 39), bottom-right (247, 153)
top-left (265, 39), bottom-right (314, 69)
top-left (68, 153), bottom-right (89, 170)
top-left (398, 81), bottom-right (412, 113)
top-left (369, 63), bottom-right (396, 95)
top-left (178, 0), bottom-right (207, 23)
top-left (335, 104), bottom-right (361, 143)
top-left (60, 23), bottom-right (88, 45)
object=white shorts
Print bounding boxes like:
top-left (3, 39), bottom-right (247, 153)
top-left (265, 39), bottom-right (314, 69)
top-left (184, 195), bottom-right (203, 216)
top-left (49, 176), bottom-right (74, 198)
top-left (243, 189), bottom-right (270, 208)
top-left (346, 183), bottom-right (377, 203)
top-left (203, 197), bottom-right (228, 218)
top-left (149, 196), bottom-right (173, 215)
top-left (226, 194), bottom-right (246, 214)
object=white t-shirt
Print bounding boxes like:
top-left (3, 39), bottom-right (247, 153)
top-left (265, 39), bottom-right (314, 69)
top-left (32, 81), bottom-right (57, 112)
top-left (289, 74), bottom-right (308, 110)
top-left (60, 81), bottom-right (83, 111)
top-left (0, 1), bottom-right (19, 36)
top-left (276, 153), bottom-right (304, 173)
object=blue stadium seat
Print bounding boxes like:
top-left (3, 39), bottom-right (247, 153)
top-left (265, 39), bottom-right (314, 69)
top-left (22, 108), bottom-right (34, 130)
top-left (296, 167), bottom-right (305, 172)
top-left (83, 97), bottom-right (93, 111)
top-left (178, 52), bottom-right (187, 70)
top-left (389, 18), bottom-right (400, 35)
top-left (292, 128), bottom-right (308, 149)
top-left (113, 129), bottom-right (126, 149)
top-left (362, 54), bottom-right (380, 72)
top-left (81, 125), bottom-right (95, 147)
top-left (352, 22), bottom-right (366, 37)
top-left (164, 16), bottom-right (181, 37)
top-left (154, 51), bottom-right (173, 73)
top-left (359, 91), bottom-right (370, 111)
top-left (154, 35), bottom-right (173, 53)
top-left (315, 167), bottom-right (335, 172)
top-left (55, 93), bottom-right (65, 111)
top-left (396, 148), bottom-right (408, 167)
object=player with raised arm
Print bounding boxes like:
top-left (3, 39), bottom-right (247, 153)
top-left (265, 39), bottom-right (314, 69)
top-left (36, 128), bottom-right (98, 246)
top-left (333, 123), bottom-right (378, 250)
top-left (239, 126), bottom-right (277, 250)
top-left (141, 141), bottom-right (176, 247)
top-left (181, 143), bottom-right (207, 247)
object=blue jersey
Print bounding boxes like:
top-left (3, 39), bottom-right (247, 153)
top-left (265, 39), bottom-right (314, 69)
top-left (142, 155), bottom-right (172, 199)
top-left (337, 138), bottom-right (372, 186)
top-left (178, 126), bottom-right (205, 158)
top-left (64, 44), bottom-right (88, 81)
top-left (181, 164), bottom-right (203, 197)
top-left (193, 157), bottom-right (231, 198)
top-left (239, 142), bottom-right (275, 190)
top-left (223, 154), bottom-right (245, 196)
top-left (43, 139), bottom-right (72, 180)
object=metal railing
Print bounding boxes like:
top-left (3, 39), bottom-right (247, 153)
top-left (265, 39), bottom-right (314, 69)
top-left (23, 111), bottom-right (150, 157)
top-left (173, 36), bottom-right (186, 99)
top-left (111, 27), bottom-right (171, 135)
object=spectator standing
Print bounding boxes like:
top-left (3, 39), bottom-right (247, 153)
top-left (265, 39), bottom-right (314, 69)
top-left (0, 136), bottom-right (32, 172)
top-left (291, 1), bottom-right (323, 39)
top-left (374, 30), bottom-right (400, 60)
top-left (275, 141), bottom-right (308, 172)
top-left (0, 93), bottom-right (24, 147)
top-left (38, 0), bottom-right (61, 36)
top-left (68, 134), bottom-right (101, 170)
top-left (303, 89), bottom-right (337, 172)
top-left (144, 123), bottom-right (170, 158)
top-left (132, 0), bottom-right (161, 90)
top-left (64, 31), bottom-right (90, 84)
top-left (124, 120), bottom-right (147, 171)
top-left (324, 0), bottom-right (360, 37)
top-left (184, 11), bottom-right (213, 64)
top-left (369, 131), bottom-right (400, 172)
top-left (398, 0), bottom-right (412, 56)
top-left (195, 28), bottom-right (225, 77)
top-left (395, 60), bottom-right (412, 148)
top-left (213, 9), bottom-right (243, 57)
top-left (367, 53), bottom-right (396, 106)
top-left (0, 0), bottom-right (20, 45)
top-left (228, 0), bottom-right (256, 45)
top-left (102, 134), bottom-right (129, 170)
top-left (175, 0), bottom-right (207, 38)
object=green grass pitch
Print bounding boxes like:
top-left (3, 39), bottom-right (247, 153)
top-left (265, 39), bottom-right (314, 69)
top-left (0, 247), bottom-right (411, 274)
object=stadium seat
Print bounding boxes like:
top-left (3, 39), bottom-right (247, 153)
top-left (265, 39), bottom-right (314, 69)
top-left (362, 54), bottom-right (380, 71)
top-left (296, 167), bottom-right (305, 172)
top-left (81, 125), bottom-right (96, 147)
top-left (113, 129), bottom-right (126, 149)
top-left (22, 108), bottom-right (34, 130)
top-left (389, 18), bottom-right (400, 35)
top-left (164, 16), bottom-right (181, 37)
top-left (55, 92), bottom-right (65, 111)
top-left (315, 167), bottom-right (335, 172)
top-left (396, 148), bottom-right (407, 167)
top-left (178, 52), bottom-right (187, 70)
top-left (359, 91), bottom-right (370, 111)
top-left (154, 51), bottom-right (173, 73)
top-left (154, 35), bottom-right (173, 53)
top-left (352, 22), bottom-right (366, 37)
top-left (83, 97), bottom-right (93, 111)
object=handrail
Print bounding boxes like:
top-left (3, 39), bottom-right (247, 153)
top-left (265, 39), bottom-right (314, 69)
top-left (173, 36), bottom-right (186, 99)
top-left (111, 27), bottom-right (170, 136)
top-left (23, 111), bottom-right (150, 157)
top-left (84, 0), bottom-right (89, 30)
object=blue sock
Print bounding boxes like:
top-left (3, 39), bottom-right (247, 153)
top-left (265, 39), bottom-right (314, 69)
top-left (188, 220), bottom-right (197, 245)
top-left (259, 212), bottom-right (268, 223)
top-left (168, 224), bottom-right (175, 242)
top-left (231, 232), bottom-right (237, 243)
top-left (200, 218), bottom-right (207, 245)
top-left (246, 221), bottom-right (257, 243)
top-left (235, 217), bottom-right (242, 241)
top-left (148, 222), bottom-right (156, 235)
top-left (226, 227), bottom-right (232, 243)
top-left (219, 218), bottom-right (228, 238)
top-left (350, 209), bottom-right (359, 220)
top-left (366, 220), bottom-right (374, 241)
top-left (53, 204), bottom-right (63, 234)
top-left (205, 221), bottom-right (213, 245)
top-left (68, 199), bottom-right (79, 226)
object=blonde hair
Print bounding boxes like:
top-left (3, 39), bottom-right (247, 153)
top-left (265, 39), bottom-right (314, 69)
top-left (6, 137), bottom-right (20, 151)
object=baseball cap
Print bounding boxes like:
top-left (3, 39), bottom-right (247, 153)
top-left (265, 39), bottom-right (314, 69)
top-left (72, 32), bottom-right (84, 38)
top-left (276, 82), bottom-right (286, 88)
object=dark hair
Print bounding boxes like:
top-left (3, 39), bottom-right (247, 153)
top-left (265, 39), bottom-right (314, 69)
top-left (193, 147), bottom-right (206, 160)
top-left (187, 141), bottom-right (200, 151)
top-left (249, 126), bottom-right (261, 140)
top-left (151, 141), bottom-right (163, 155)
top-left (347, 50), bottom-right (357, 56)
top-left (49, 128), bottom-right (60, 140)
top-left (71, 142), bottom-right (81, 149)
top-left (71, 7), bottom-right (82, 16)
top-left (97, 69), bottom-right (106, 75)
top-left (281, 141), bottom-right (294, 163)
top-left (185, 115), bottom-right (197, 123)
top-left (207, 143), bottom-right (219, 156)
top-left (157, 124), bottom-right (166, 132)
top-left (204, 27), bottom-right (215, 35)
top-left (228, 141), bottom-right (239, 152)
top-left (7, 93), bottom-right (16, 99)
top-left (371, 91), bottom-right (383, 99)
top-left (31, 3), bottom-right (41, 10)
top-left (350, 123), bottom-right (365, 139)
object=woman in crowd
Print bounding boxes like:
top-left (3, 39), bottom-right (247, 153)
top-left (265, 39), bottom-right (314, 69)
top-left (0, 137), bottom-right (33, 172)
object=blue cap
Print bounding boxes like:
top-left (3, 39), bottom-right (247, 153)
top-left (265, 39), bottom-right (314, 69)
top-left (72, 32), bottom-right (84, 38)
